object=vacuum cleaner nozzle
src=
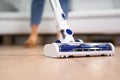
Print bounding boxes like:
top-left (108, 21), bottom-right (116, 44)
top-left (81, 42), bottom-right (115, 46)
top-left (44, 0), bottom-right (115, 58)
top-left (44, 42), bottom-right (115, 58)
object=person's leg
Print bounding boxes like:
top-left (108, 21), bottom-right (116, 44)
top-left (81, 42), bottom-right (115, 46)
top-left (25, 0), bottom-right (45, 47)
top-left (25, 0), bottom-right (70, 47)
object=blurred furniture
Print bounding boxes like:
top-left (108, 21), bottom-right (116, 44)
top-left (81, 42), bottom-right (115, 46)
top-left (0, 0), bottom-right (120, 35)
top-left (0, 0), bottom-right (120, 45)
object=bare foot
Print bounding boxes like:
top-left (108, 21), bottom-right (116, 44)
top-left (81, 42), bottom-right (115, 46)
top-left (24, 25), bottom-right (38, 48)
top-left (25, 35), bottom-right (38, 48)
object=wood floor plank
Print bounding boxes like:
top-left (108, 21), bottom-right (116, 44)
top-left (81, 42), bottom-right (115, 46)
top-left (0, 46), bottom-right (120, 80)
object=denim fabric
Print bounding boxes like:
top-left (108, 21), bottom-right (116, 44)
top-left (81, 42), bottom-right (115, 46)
top-left (31, 0), bottom-right (70, 26)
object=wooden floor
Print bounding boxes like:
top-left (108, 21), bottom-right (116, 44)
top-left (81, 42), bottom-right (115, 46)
top-left (0, 46), bottom-right (120, 80)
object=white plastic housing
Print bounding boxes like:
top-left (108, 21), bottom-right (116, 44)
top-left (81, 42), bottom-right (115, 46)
top-left (44, 43), bottom-right (115, 58)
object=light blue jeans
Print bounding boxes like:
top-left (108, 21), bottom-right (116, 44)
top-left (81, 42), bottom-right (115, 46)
top-left (31, 0), bottom-right (70, 26)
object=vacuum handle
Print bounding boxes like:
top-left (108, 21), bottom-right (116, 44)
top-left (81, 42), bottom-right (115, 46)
top-left (50, 0), bottom-right (75, 43)
top-left (50, 0), bottom-right (63, 12)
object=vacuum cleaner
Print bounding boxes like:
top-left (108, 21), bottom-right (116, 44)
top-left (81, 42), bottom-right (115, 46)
top-left (44, 0), bottom-right (115, 58)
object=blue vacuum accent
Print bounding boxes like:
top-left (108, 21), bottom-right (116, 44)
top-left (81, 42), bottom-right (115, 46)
top-left (66, 29), bottom-right (72, 35)
top-left (59, 43), bottom-right (112, 52)
top-left (75, 40), bottom-right (80, 42)
top-left (76, 44), bottom-right (112, 50)
top-left (59, 44), bottom-right (77, 52)
top-left (56, 40), bottom-right (62, 43)
top-left (61, 13), bottom-right (67, 20)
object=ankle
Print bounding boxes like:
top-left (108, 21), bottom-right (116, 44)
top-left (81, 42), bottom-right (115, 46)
top-left (57, 32), bottom-right (60, 39)
top-left (30, 24), bottom-right (39, 37)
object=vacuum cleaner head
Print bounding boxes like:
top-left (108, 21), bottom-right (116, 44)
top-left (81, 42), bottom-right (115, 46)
top-left (44, 0), bottom-right (115, 58)
top-left (44, 42), bottom-right (115, 58)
